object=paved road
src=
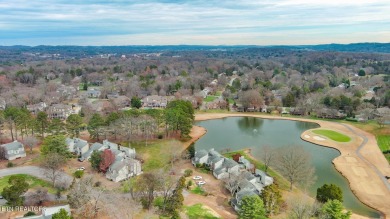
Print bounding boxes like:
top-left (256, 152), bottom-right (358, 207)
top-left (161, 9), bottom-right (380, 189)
top-left (0, 166), bottom-right (73, 188)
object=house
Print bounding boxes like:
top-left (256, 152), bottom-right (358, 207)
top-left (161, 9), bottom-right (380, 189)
top-left (192, 149), bottom-right (208, 165)
top-left (46, 104), bottom-right (73, 120)
top-left (238, 156), bottom-right (253, 170)
top-left (373, 107), bottom-right (390, 118)
top-left (142, 95), bottom-right (175, 108)
top-left (77, 139), bottom-right (141, 182)
top-left (317, 108), bottom-right (346, 119)
top-left (213, 158), bottom-right (240, 179)
top-left (192, 148), bottom-right (240, 179)
top-left (192, 148), bottom-right (275, 213)
top-left (0, 140), bottom-right (27, 160)
top-left (106, 158), bottom-right (142, 182)
top-left (255, 169), bottom-right (274, 186)
top-left (231, 189), bottom-right (258, 212)
top-left (56, 85), bottom-right (77, 99)
top-left (66, 138), bottom-right (89, 157)
top-left (17, 204), bottom-right (71, 219)
top-left (107, 91), bottom-right (119, 99)
top-left (26, 102), bottom-right (47, 115)
top-left (86, 88), bottom-right (101, 98)
top-left (290, 107), bottom-right (305, 116)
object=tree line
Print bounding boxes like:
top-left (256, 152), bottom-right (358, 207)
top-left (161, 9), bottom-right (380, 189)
top-left (0, 100), bottom-right (194, 145)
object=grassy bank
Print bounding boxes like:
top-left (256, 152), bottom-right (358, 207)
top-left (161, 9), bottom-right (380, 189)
top-left (0, 174), bottom-right (56, 194)
top-left (312, 129), bottom-right (351, 142)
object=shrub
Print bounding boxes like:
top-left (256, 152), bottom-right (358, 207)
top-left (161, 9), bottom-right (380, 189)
top-left (24, 212), bottom-right (36, 217)
top-left (186, 180), bottom-right (193, 189)
top-left (153, 196), bottom-right (164, 209)
top-left (184, 169), bottom-right (193, 177)
top-left (6, 162), bottom-right (14, 168)
top-left (157, 134), bottom-right (164, 139)
top-left (73, 170), bottom-right (84, 178)
top-left (94, 181), bottom-right (101, 187)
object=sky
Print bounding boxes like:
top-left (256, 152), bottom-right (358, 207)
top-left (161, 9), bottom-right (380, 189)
top-left (0, 0), bottom-right (389, 46)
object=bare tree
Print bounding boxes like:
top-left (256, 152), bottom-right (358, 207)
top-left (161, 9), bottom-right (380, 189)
top-left (25, 187), bottom-right (48, 205)
top-left (40, 152), bottom-right (66, 187)
top-left (102, 192), bottom-right (141, 219)
top-left (273, 146), bottom-right (316, 191)
top-left (260, 145), bottom-right (275, 173)
top-left (223, 173), bottom-right (240, 196)
top-left (134, 171), bottom-right (163, 209)
top-left (287, 195), bottom-right (320, 219)
top-left (23, 136), bottom-right (39, 154)
top-left (68, 176), bottom-right (105, 219)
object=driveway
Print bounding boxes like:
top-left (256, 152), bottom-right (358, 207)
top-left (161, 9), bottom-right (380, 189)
top-left (0, 166), bottom-right (73, 188)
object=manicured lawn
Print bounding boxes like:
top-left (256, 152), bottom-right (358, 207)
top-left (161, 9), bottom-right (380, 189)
top-left (376, 135), bottom-right (390, 152)
top-left (312, 129), bottom-right (351, 142)
top-left (186, 204), bottom-right (220, 219)
top-left (190, 186), bottom-right (206, 195)
top-left (0, 174), bottom-right (56, 194)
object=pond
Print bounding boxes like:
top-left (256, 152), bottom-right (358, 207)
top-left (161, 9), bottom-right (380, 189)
top-left (194, 117), bottom-right (380, 218)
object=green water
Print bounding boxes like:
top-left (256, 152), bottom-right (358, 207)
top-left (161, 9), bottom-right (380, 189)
top-left (194, 117), bottom-right (381, 218)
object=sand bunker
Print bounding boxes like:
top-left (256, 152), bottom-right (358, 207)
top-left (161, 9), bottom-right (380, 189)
top-left (313, 136), bottom-right (326, 141)
top-left (304, 135), bottom-right (311, 138)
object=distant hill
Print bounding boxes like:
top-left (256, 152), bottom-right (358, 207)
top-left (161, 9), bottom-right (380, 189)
top-left (0, 43), bottom-right (390, 53)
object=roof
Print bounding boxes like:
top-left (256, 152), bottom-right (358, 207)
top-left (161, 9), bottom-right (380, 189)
top-left (74, 138), bottom-right (88, 149)
top-left (235, 189), bottom-right (257, 202)
top-left (1, 141), bottom-right (24, 151)
top-left (195, 150), bottom-right (208, 159)
top-left (43, 205), bottom-right (71, 218)
top-left (223, 158), bottom-right (239, 168)
top-left (241, 171), bottom-right (256, 181)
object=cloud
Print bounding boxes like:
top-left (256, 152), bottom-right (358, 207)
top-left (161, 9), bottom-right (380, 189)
top-left (0, 0), bottom-right (389, 45)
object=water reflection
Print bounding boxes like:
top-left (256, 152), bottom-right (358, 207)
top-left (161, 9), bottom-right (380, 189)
top-left (237, 117), bottom-right (264, 134)
top-left (295, 120), bottom-right (319, 131)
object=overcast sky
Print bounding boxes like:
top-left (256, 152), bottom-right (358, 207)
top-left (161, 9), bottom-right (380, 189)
top-left (0, 0), bottom-right (389, 46)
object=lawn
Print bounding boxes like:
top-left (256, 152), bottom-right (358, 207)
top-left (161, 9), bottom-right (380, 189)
top-left (204, 96), bottom-right (218, 102)
top-left (190, 186), bottom-right (206, 195)
top-left (376, 135), bottom-right (390, 152)
top-left (186, 204), bottom-right (220, 219)
top-left (312, 129), bottom-right (351, 142)
top-left (125, 139), bottom-right (180, 171)
top-left (0, 174), bottom-right (56, 194)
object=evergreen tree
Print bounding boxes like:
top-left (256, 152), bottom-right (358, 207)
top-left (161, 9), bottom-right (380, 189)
top-left (52, 208), bottom-right (72, 219)
top-left (261, 184), bottom-right (283, 216)
top-left (66, 114), bottom-right (83, 137)
top-left (320, 200), bottom-right (351, 219)
top-left (1, 175), bottom-right (29, 206)
top-left (131, 96), bottom-right (142, 109)
top-left (40, 135), bottom-right (71, 158)
top-left (90, 150), bottom-right (103, 171)
top-left (239, 195), bottom-right (267, 219)
top-left (316, 184), bottom-right (343, 203)
top-left (88, 113), bottom-right (105, 140)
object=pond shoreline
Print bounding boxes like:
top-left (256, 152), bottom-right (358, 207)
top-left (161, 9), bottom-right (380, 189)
top-left (187, 113), bottom-right (390, 219)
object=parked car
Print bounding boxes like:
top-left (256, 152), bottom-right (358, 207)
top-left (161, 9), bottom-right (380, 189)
top-left (197, 181), bottom-right (206, 185)
top-left (193, 176), bottom-right (202, 180)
